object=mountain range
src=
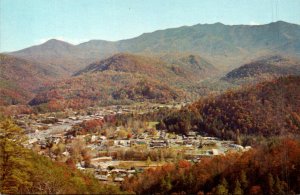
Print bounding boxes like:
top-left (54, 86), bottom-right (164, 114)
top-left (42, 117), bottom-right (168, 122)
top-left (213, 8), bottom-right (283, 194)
top-left (28, 53), bottom-right (217, 111)
top-left (9, 21), bottom-right (300, 75)
top-left (1, 21), bottom-right (300, 109)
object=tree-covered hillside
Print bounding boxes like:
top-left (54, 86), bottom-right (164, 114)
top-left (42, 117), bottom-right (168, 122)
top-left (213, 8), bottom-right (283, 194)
top-left (122, 138), bottom-right (300, 194)
top-left (160, 76), bottom-right (300, 143)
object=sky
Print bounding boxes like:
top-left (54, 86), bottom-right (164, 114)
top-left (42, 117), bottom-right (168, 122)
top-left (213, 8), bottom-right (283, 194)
top-left (1, 0), bottom-right (300, 52)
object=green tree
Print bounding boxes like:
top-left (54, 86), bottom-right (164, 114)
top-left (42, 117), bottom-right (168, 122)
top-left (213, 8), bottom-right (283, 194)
top-left (236, 129), bottom-right (242, 145)
top-left (274, 176), bottom-right (285, 195)
top-left (0, 117), bottom-right (32, 194)
top-left (267, 173), bottom-right (275, 195)
top-left (146, 156), bottom-right (152, 166)
top-left (160, 150), bottom-right (165, 162)
top-left (161, 175), bottom-right (172, 192)
top-left (240, 170), bottom-right (248, 189)
top-left (233, 180), bottom-right (243, 195)
top-left (215, 178), bottom-right (229, 195)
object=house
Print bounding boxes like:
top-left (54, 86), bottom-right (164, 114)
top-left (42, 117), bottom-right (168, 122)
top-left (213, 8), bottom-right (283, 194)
top-left (204, 137), bottom-right (219, 141)
top-left (111, 169), bottom-right (127, 174)
top-left (114, 140), bottom-right (130, 147)
top-left (91, 156), bottom-right (113, 162)
top-left (91, 135), bottom-right (98, 142)
top-left (174, 140), bottom-right (184, 145)
top-left (202, 141), bottom-right (217, 147)
top-left (187, 131), bottom-right (197, 139)
top-left (127, 170), bottom-right (136, 174)
top-left (76, 163), bottom-right (85, 170)
top-left (211, 149), bottom-right (220, 155)
top-left (68, 116), bottom-right (77, 121)
top-left (244, 146), bottom-right (252, 151)
top-left (49, 135), bottom-right (64, 144)
top-left (95, 175), bottom-right (108, 181)
top-left (150, 140), bottom-right (168, 148)
top-left (96, 168), bottom-right (109, 175)
top-left (130, 140), bottom-right (147, 147)
top-left (62, 151), bottom-right (70, 157)
top-left (114, 177), bottom-right (124, 182)
top-left (229, 144), bottom-right (244, 150)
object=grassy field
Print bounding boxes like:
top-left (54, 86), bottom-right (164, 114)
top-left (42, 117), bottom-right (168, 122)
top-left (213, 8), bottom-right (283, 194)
top-left (116, 161), bottom-right (167, 169)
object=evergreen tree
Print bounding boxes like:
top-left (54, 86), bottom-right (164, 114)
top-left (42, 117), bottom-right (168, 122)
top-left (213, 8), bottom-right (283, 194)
top-left (215, 178), bottom-right (229, 195)
top-left (233, 180), bottom-right (243, 195)
top-left (236, 129), bottom-right (242, 145)
top-left (267, 173), bottom-right (275, 195)
top-left (0, 117), bottom-right (32, 194)
top-left (160, 150), bottom-right (165, 162)
top-left (161, 175), bottom-right (172, 192)
top-left (274, 175), bottom-right (285, 195)
top-left (240, 170), bottom-right (248, 190)
top-left (146, 156), bottom-right (152, 166)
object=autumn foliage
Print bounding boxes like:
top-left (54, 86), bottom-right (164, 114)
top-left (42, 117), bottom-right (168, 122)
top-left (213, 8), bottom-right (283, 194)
top-left (160, 76), bottom-right (300, 142)
top-left (122, 138), bottom-right (300, 194)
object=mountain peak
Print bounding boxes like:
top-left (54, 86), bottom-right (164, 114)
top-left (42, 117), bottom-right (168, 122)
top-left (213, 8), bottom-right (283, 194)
top-left (43, 39), bottom-right (73, 46)
top-left (268, 20), bottom-right (296, 26)
top-left (213, 22), bottom-right (225, 25)
top-left (73, 53), bottom-right (162, 76)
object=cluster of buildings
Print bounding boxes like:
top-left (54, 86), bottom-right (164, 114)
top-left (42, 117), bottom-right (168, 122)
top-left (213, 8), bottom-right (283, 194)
top-left (14, 102), bottom-right (251, 183)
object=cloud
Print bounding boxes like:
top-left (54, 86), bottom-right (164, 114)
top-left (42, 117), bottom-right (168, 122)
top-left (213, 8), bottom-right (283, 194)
top-left (249, 21), bottom-right (261, 25)
top-left (35, 36), bottom-right (88, 45)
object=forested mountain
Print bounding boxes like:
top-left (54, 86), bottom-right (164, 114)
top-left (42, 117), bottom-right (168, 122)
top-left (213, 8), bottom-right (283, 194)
top-left (74, 53), bottom-right (216, 78)
top-left (0, 54), bottom-right (57, 105)
top-left (117, 21), bottom-right (300, 56)
top-left (8, 39), bottom-right (100, 75)
top-left (29, 53), bottom-right (216, 111)
top-left (3, 21), bottom-right (300, 109)
top-left (160, 76), bottom-right (300, 142)
top-left (9, 21), bottom-right (300, 73)
top-left (1, 51), bottom-right (218, 108)
top-left (224, 55), bottom-right (300, 83)
top-left (157, 53), bottom-right (218, 80)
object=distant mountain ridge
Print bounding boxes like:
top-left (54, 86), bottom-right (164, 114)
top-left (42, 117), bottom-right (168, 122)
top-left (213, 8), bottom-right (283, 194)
top-left (9, 21), bottom-right (300, 74)
top-left (2, 21), bottom-right (300, 108)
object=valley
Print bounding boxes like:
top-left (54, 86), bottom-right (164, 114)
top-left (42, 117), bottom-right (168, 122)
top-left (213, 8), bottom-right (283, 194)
top-left (15, 102), bottom-right (249, 185)
top-left (1, 16), bottom-right (300, 194)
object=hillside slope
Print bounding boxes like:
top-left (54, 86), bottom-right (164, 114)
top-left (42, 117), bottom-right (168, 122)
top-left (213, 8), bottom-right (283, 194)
top-left (30, 53), bottom-right (217, 110)
top-left (0, 54), bottom-right (57, 105)
top-left (123, 138), bottom-right (300, 194)
top-left (161, 76), bottom-right (300, 141)
top-left (224, 55), bottom-right (300, 83)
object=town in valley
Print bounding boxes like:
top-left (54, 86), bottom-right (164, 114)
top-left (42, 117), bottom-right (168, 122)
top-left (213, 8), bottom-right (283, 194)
top-left (16, 102), bottom-right (250, 184)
